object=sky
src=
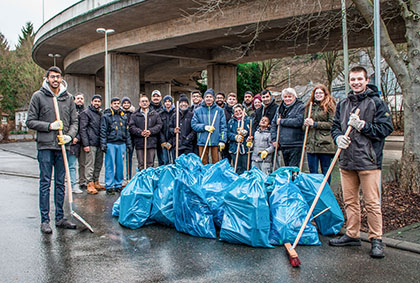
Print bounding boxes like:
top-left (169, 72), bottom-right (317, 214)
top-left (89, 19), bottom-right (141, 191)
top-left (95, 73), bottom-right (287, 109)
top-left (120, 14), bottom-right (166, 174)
top-left (0, 0), bottom-right (79, 49)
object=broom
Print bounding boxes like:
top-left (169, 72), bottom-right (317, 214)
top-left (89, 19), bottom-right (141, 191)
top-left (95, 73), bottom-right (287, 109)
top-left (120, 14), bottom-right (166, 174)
top-left (234, 114), bottom-right (245, 173)
top-left (272, 115), bottom-right (281, 172)
top-left (299, 102), bottom-right (313, 172)
top-left (201, 111), bottom-right (218, 162)
top-left (175, 101), bottom-right (180, 159)
top-left (247, 119), bottom-right (253, 171)
top-left (285, 109), bottom-right (360, 267)
top-left (144, 109), bottom-right (148, 170)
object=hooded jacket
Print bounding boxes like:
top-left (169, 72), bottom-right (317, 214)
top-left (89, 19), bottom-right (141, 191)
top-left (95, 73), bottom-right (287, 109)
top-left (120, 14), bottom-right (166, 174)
top-left (270, 99), bottom-right (305, 148)
top-left (169, 108), bottom-right (195, 151)
top-left (79, 105), bottom-right (102, 147)
top-left (191, 101), bottom-right (227, 146)
top-left (252, 127), bottom-right (275, 162)
top-left (27, 79), bottom-right (78, 150)
top-left (129, 108), bottom-right (163, 149)
top-left (100, 108), bottom-right (131, 148)
top-left (253, 97), bottom-right (278, 133)
top-left (331, 84), bottom-right (393, 170)
top-left (159, 104), bottom-right (175, 144)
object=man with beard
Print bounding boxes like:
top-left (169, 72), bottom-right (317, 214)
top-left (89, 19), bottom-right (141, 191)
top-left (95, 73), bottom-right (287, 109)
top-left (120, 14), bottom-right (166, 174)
top-left (79, 95), bottom-right (105, 195)
top-left (215, 92), bottom-right (226, 108)
top-left (159, 95), bottom-right (175, 164)
top-left (27, 66), bottom-right (78, 234)
top-left (191, 90), bottom-right (203, 112)
top-left (169, 95), bottom-right (195, 156)
top-left (121, 96), bottom-right (135, 180)
top-left (253, 89), bottom-right (278, 133)
top-left (242, 91), bottom-right (255, 117)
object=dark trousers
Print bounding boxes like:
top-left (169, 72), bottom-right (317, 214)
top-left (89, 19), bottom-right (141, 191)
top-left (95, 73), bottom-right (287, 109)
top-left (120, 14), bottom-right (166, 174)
top-left (307, 153), bottom-right (334, 184)
top-left (156, 146), bottom-right (165, 166)
top-left (281, 147), bottom-right (302, 167)
top-left (230, 153), bottom-right (248, 175)
top-left (37, 149), bottom-right (66, 223)
top-left (137, 148), bottom-right (156, 170)
top-left (126, 148), bottom-right (134, 179)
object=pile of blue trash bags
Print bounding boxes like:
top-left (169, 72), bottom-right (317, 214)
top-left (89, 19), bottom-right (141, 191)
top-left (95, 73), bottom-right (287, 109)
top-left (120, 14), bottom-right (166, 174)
top-left (112, 154), bottom-right (344, 248)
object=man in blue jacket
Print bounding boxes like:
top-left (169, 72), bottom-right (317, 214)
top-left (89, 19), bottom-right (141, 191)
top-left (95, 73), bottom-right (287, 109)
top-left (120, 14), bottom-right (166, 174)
top-left (100, 97), bottom-right (132, 195)
top-left (191, 89), bottom-right (227, 165)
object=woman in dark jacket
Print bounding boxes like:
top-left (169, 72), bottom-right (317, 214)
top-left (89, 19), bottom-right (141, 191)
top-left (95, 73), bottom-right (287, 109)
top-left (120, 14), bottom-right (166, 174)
top-left (304, 84), bottom-right (336, 183)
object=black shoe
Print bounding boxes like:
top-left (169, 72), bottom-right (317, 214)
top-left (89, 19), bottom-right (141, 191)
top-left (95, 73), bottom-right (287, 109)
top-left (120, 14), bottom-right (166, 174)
top-left (56, 218), bottom-right (77, 229)
top-left (106, 188), bottom-right (115, 195)
top-left (329, 234), bottom-right (361, 246)
top-left (115, 187), bottom-right (122, 193)
top-left (370, 238), bottom-right (385, 258)
top-left (41, 221), bottom-right (52, 234)
top-left (80, 184), bottom-right (87, 191)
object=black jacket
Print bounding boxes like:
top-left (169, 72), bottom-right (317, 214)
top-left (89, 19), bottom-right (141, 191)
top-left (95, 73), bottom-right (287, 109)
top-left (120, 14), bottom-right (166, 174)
top-left (169, 108), bottom-right (195, 151)
top-left (159, 105), bottom-right (175, 144)
top-left (79, 105), bottom-right (102, 147)
top-left (270, 99), bottom-right (305, 148)
top-left (69, 104), bottom-right (85, 156)
top-left (100, 108), bottom-right (131, 148)
top-left (224, 104), bottom-right (233, 123)
top-left (129, 108), bottom-right (163, 149)
top-left (331, 84), bottom-right (393, 170)
top-left (253, 98), bottom-right (278, 133)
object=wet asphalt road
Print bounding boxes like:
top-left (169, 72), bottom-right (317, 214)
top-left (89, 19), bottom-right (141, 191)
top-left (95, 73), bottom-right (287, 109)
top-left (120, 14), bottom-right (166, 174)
top-left (0, 144), bottom-right (419, 282)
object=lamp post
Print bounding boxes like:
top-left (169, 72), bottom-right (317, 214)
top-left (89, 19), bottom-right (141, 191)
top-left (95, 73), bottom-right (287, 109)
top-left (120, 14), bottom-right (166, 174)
top-left (96, 28), bottom-right (115, 107)
top-left (48, 53), bottom-right (61, 66)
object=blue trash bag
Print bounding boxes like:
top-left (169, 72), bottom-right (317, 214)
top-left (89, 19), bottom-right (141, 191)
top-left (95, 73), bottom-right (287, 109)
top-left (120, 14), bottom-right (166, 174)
top-left (202, 159), bottom-right (239, 228)
top-left (220, 168), bottom-right (273, 248)
top-left (118, 167), bottom-right (158, 229)
top-left (112, 197), bottom-right (120, 217)
top-left (269, 175), bottom-right (321, 246)
top-left (265, 167), bottom-right (300, 196)
top-left (149, 164), bottom-right (180, 226)
top-left (173, 154), bottom-right (216, 238)
top-left (294, 173), bottom-right (344, 235)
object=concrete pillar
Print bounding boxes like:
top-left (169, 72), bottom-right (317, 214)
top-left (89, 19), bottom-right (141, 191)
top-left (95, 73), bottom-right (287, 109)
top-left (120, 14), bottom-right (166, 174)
top-left (145, 82), bottom-right (171, 99)
top-left (207, 64), bottom-right (237, 94)
top-left (109, 53), bottom-right (140, 106)
top-left (65, 74), bottom-right (96, 104)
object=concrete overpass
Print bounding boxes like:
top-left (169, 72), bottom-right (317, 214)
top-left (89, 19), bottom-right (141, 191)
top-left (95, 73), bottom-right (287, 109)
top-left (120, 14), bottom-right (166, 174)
top-left (33, 0), bottom-right (405, 103)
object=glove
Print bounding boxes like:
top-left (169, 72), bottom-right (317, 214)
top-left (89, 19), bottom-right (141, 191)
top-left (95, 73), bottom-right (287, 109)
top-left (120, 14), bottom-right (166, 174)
top-left (336, 135), bottom-right (351, 149)
top-left (50, 120), bottom-right (63, 130)
top-left (57, 135), bottom-right (71, 145)
top-left (205, 125), bottom-right (215, 133)
top-left (165, 143), bottom-right (172, 150)
top-left (101, 145), bottom-right (107, 153)
top-left (235, 135), bottom-right (244, 143)
top-left (246, 141), bottom-right (253, 148)
top-left (239, 128), bottom-right (248, 136)
top-left (259, 150), bottom-right (268, 159)
top-left (161, 143), bottom-right (167, 149)
top-left (219, 142), bottom-right (225, 151)
top-left (348, 113), bottom-right (365, 131)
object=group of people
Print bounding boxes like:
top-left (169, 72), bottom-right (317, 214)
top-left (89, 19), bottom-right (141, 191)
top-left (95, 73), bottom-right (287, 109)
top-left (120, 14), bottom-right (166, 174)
top-left (28, 65), bottom-right (393, 259)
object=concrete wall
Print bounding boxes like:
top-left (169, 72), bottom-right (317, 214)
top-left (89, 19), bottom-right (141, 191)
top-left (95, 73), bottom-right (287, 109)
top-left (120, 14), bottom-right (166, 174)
top-left (65, 74), bottom-right (96, 103)
top-left (144, 82), bottom-right (171, 100)
top-left (207, 64), bottom-right (237, 95)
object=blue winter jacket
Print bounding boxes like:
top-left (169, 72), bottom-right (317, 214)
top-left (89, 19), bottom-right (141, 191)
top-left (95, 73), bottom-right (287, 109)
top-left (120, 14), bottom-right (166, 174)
top-left (227, 115), bottom-right (252, 155)
top-left (191, 102), bottom-right (227, 146)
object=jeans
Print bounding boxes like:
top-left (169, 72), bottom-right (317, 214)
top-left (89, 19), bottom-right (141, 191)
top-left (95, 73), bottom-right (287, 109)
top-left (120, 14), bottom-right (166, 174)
top-left (67, 153), bottom-right (77, 189)
top-left (104, 143), bottom-right (126, 189)
top-left (156, 146), bottom-right (164, 166)
top-left (37, 149), bottom-right (66, 223)
top-left (307, 153), bottom-right (334, 184)
top-left (281, 147), bottom-right (302, 167)
top-left (126, 148), bottom-right (134, 179)
top-left (136, 148), bottom-right (156, 170)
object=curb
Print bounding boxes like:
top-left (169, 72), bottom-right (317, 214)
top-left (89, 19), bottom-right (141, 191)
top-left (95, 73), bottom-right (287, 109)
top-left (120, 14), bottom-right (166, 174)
top-left (0, 171), bottom-right (39, 179)
top-left (0, 148), bottom-right (37, 160)
top-left (339, 228), bottom-right (420, 254)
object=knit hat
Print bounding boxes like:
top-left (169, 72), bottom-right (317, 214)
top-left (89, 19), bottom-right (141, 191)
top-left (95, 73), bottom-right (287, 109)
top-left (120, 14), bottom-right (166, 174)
top-left (110, 97), bottom-right (120, 103)
top-left (244, 90), bottom-right (254, 97)
top-left (163, 95), bottom-right (173, 103)
top-left (179, 95), bottom-right (189, 104)
top-left (253, 94), bottom-right (262, 102)
top-left (204, 88), bottom-right (215, 98)
top-left (151, 90), bottom-right (161, 97)
top-left (92, 94), bottom-right (102, 101)
top-left (121, 96), bottom-right (132, 105)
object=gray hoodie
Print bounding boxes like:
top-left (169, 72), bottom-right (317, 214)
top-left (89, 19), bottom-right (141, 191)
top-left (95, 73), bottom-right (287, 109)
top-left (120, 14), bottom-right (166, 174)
top-left (26, 79), bottom-right (78, 150)
top-left (251, 127), bottom-right (275, 162)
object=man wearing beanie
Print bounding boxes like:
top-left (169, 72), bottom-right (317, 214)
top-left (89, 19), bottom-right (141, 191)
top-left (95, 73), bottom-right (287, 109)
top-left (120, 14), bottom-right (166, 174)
top-left (121, 96), bottom-right (135, 179)
top-left (79, 94), bottom-right (105, 194)
top-left (242, 90), bottom-right (255, 117)
top-left (169, 95), bottom-right (195, 156)
top-left (191, 88), bottom-right (227, 165)
top-left (159, 95), bottom-right (176, 164)
top-left (150, 90), bottom-right (165, 166)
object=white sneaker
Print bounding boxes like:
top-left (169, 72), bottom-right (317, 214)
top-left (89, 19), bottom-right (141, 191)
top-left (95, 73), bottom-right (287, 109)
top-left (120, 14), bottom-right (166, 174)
top-left (72, 187), bottom-right (83, 194)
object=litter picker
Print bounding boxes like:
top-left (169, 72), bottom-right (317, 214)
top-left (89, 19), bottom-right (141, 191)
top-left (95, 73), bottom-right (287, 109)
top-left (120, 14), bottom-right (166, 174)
top-left (272, 115), bottom-right (281, 172)
top-left (52, 96), bottom-right (94, 233)
top-left (175, 101), bottom-right (180, 159)
top-left (285, 109), bottom-right (360, 267)
top-left (234, 114), bottom-right (245, 173)
top-left (247, 119), bottom-right (253, 171)
top-left (299, 102), bottom-right (313, 172)
top-left (201, 111), bottom-right (218, 162)
top-left (144, 110), bottom-right (148, 170)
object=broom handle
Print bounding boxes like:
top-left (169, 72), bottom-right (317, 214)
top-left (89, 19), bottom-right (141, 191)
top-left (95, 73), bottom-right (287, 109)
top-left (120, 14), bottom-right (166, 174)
top-left (144, 110), bottom-right (148, 170)
top-left (247, 119), bottom-right (253, 171)
top-left (201, 111), bottom-right (218, 161)
top-left (292, 109), bottom-right (360, 249)
top-left (299, 102), bottom-right (313, 172)
top-left (175, 101), bottom-right (180, 159)
top-left (272, 116), bottom-right (281, 172)
top-left (234, 115), bottom-right (245, 173)
top-left (52, 96), bottom-right (74, 207)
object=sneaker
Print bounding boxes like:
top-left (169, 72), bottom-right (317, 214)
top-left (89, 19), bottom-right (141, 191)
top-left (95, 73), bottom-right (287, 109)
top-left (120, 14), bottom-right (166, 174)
top-left (106, 188), bottom-right (115, 195)
top-left (329, 234), bottom-right (361, 246)
top-left (79, 184), bottom-right (87, 191)
top-left (115, 187), bottom-right (122, 193)
top-left (56, 218), bottom-right (77, 229)
top-left (41, 222), bottom-right (52, 234)
top-left (370, 238), bottom-right (385, 258)
top-left (72, 187), bottom-right (83, 194)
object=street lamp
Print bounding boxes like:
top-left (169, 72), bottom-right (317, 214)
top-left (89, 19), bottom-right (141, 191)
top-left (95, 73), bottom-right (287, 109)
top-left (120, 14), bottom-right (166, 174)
top-left (96, 28), bottom-right (115, 107)
top-left (48, 53), bottom-right (61, 66)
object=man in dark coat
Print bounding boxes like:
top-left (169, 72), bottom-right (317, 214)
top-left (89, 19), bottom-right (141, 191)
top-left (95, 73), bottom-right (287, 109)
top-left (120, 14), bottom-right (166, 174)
top-left (79, 94), bottom-right (104, 194)
top-left (121, 96), bottom-right (135, 180)
top-left (253, 89), bottom-right (278, 133)
top-left (26, 66), bottom-right (78, 234)
top-left (169, 95), bottom-right (195, 157)
top-left (329, 66), bottom-right (393, 259)
top-left (159, 95), bottom-right (175, 164)
top-left (129, 95), bottom-right (163, 170)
